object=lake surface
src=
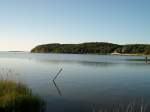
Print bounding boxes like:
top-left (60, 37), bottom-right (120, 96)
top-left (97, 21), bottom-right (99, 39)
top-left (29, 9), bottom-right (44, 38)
top-left (0, 52), bottom-right (150, 112)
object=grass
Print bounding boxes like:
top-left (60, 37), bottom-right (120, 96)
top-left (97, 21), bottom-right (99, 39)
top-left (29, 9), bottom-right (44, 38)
top-left (94, 101), bottom-right (147, 112)
top-left (0, 68), bottom-right (46, 112)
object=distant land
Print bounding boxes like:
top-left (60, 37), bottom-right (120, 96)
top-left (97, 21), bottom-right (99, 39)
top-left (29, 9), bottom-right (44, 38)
top-left (8, 51), bottom-right (25, 52)
top-left (31, 42), bottom-right (150, 55)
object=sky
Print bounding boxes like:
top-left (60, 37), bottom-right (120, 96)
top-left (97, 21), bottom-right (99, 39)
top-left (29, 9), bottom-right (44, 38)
top-left (0, 0), bottom-right (150, 51)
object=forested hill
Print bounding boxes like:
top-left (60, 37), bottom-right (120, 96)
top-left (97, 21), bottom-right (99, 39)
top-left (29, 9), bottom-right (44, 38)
top-left (31, 42), bottom-right (150, 55)
top-left (31, 42), bottom-right (120, 54)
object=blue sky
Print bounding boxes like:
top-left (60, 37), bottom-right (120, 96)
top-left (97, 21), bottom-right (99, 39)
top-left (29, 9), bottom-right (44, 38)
top-left (0, 0), bottom-right (150, 51)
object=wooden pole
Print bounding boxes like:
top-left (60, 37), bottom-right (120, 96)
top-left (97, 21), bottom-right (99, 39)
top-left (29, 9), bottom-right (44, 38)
top-left (53, 68), bottom-right (63, 81)
top-left (145, 56), bottom-right (148, 64)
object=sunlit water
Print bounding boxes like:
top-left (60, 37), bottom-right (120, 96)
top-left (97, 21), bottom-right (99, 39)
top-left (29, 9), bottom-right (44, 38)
top-left (0, 52), bottom-right (150, 112)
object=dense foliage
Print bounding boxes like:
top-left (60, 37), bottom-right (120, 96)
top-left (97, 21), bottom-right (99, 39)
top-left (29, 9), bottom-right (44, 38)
top-left (31, 42), bottom-right (120, 54)
top-left (115, 44), bottom-right (150, 55)
top-left (31, 42), bottom-right (150, 55)
top-left (0, 80), bottom-right (46, 112)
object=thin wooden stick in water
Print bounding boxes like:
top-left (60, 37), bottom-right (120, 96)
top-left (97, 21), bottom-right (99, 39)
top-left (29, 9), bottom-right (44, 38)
top-left (53, 80), bottom-right (62, 96)
top-left (145, 56), bottom-right (148, 64)
top-left (53, 68), bottom-right (63, 81)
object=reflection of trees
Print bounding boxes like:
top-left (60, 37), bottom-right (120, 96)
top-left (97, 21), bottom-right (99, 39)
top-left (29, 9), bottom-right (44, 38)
top-left (36, 58), bottom-right (150, 68)
top-left (36, 59), bottom-right (120, 67)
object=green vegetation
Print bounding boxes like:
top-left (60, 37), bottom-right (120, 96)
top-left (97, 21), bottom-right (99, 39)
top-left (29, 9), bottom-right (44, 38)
top-left (31, 42), bottom-right (150, 55)
top-left (31, 42), bottom-right (120, 54)
top-left (0, 70), bottom-right (46, 112)
top-left (115, 44), bottom-right (150, 55)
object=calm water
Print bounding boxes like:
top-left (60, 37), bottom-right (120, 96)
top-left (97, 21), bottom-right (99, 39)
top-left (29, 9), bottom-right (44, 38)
top-left (0, 52), bottom-right (150, 112)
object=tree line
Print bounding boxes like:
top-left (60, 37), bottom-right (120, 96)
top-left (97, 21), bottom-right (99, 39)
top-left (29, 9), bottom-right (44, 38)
top-left (31, 42), bottom-right (150, 55)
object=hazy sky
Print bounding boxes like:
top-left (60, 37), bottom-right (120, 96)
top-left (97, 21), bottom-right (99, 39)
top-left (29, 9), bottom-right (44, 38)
top-left (0, 0), bottom-right (150, 51)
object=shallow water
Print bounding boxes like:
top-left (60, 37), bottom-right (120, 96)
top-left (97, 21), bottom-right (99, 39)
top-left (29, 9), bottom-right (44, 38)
top-left (0, 52), bottom-right (150, 112)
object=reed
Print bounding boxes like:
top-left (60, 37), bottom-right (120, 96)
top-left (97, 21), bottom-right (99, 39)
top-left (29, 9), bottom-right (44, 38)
top-left (95, 101), bottom-right (147, 112)
top-left (0, 68), bottom-right (46, 112)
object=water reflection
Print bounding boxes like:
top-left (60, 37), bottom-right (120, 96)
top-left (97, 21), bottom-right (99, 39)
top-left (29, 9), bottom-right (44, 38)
top-left (125, 58), bottom-right (150, 62)
top-left (53, 80), bottom-right (62, 96)
top-left (52, 68), bottom-right (63, 96)
top-left (1, 52), bottom-right (150, 112)
top-left (34, 59), bottom-right (120, 67)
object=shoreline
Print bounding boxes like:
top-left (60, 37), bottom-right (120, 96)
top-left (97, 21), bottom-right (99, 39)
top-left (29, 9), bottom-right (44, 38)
top-left (111, 53), bottom-right (149, 56)
top-left (30, 52), bottom-right (150, 56)
top-left (0, 51), bottom-right (149, 57)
